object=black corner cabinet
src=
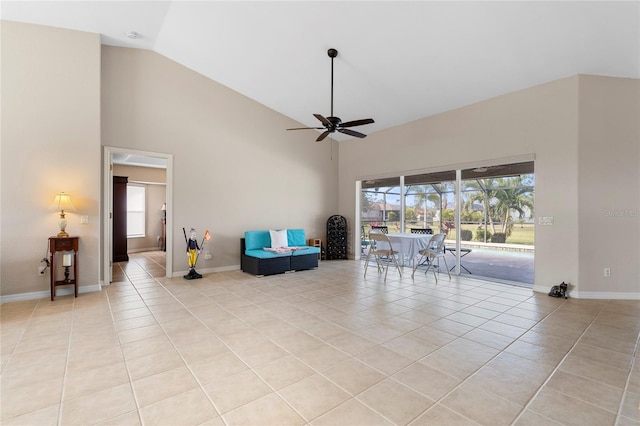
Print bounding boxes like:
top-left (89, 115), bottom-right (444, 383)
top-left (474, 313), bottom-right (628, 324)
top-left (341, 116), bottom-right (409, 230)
top-left (326, 215), bottom-right (347, 260)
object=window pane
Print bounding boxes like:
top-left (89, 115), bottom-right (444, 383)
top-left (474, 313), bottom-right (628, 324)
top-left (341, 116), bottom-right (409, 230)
top-left (127, 185), bottom-right (145, 237)
top-left (361, 185), bottom-right (401, 233)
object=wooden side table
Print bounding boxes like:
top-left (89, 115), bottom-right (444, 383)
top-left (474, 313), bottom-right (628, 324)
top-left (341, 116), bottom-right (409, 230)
top-left (49, 236), bottom-right (78, 301)
top-left (308, 238), bottom-right (322, 261)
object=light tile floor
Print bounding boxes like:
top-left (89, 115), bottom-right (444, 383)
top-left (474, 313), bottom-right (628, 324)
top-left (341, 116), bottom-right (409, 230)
top-left (1, 252), bottom-right (639, 425)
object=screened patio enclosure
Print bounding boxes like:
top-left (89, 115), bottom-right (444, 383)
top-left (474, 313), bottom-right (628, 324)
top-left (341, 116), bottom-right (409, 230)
top-left (359, 161), bottom-right (535, 285)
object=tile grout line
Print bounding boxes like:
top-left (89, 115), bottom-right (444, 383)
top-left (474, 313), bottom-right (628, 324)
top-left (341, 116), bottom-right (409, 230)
top-left (386, 288), bottom-right (550, 424)
top-left (311, 272), bottom-right (527, 423)
top-left (0, 299), bottom-right (39, 376)
top-left (0, 299), bottom-right (40, 374)
top-left (106, 262), bottom-right (146, 426)
top-left (99, 256), bottom-right (637, 426)
top-left (613, 306), bottom-right (640, 425)
top-left (1, 298), bottom-right (46, 422)
top-left (301, 275), bottom-right (532, 425)
top-left (509, 301), bottom-right (611, 425)
top-left (119, 273), bottom-right (217, 424)
top-left (56, 295), bottom-right (79, 426)
top-left (177, 272), bottom-right (433, 425)
top-left (143, 273), bottom-right (303, 425)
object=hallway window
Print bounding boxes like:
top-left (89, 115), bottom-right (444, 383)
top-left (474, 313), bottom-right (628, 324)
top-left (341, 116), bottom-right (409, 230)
top-left (127, 184), bottom-right (145, 238)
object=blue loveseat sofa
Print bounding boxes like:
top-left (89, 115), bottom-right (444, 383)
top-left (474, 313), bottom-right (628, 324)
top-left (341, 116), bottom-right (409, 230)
top-left (240, 229), bottom-right (320, 276)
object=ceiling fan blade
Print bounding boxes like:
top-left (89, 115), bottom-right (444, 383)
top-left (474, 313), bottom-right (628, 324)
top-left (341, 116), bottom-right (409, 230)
top-left (340, 118), bottom-right (375, 128)
top-left (286, 127), bottom-right (325, 130)
top-left (338, 128), bottom-right (367, 138)
top-left (313, 114), bottom-right (331, 127)
top-left (316, 130), bottom-right (331, 142)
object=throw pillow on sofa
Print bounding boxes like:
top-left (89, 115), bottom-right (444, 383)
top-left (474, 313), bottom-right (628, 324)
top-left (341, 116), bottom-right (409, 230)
top-left (269, 229), bottom-right (288, 248)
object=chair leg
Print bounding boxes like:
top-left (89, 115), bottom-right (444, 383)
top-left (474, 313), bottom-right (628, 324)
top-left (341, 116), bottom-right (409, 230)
top-left (374, 255), bottom-right (384, 273)
top-left (383, 256), bottom-right (389, 281)
top-left (364, 251), bottom-right (372, 277)
top-left (441, 256), bottom-right (451, 280)
top-left (391, 253), bottom-right (402, 277)
top-left (423, 256), bottom-right (436, 282)
top-left (426, 256), bottom-right (438, 283)
top-left (411, 253), bottom-right (426, 278)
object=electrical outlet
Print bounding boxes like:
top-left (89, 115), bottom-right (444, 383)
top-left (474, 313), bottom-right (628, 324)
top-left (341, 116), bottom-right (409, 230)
top-left (604, 268), bottom-right (611, 278)
top-left (204, 251), bottom-right (212, 260)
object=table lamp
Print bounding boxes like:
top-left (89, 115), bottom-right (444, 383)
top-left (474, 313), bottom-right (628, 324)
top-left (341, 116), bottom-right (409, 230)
top-left (49, 192), bottom-right (76, 237)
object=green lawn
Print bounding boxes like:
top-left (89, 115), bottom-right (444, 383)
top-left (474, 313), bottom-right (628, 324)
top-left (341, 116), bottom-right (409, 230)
top-left (448, 223), bottom-right (535, 245)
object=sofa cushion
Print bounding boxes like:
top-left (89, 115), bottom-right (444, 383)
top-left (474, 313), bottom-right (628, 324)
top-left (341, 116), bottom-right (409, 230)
top-left (244, 230), bottom-right (271, 251)
top-left (291, 247), bottom-right (321, 256)
top-left (269, 229), bottom-right (288, 248)
top-left (246, 229), bottom-right (309, 251)
top-left (245, 249), bottom-right (292, 259)
top-left (287, 229), bottom-right (307, 246)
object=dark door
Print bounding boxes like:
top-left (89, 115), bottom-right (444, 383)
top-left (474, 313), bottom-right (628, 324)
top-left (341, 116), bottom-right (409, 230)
top-left (113, 176), bottom-right (129, 262)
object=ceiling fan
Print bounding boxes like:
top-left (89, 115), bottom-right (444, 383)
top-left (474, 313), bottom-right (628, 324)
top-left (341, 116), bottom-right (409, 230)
top-left (287, 48), bottom-right (374, 142)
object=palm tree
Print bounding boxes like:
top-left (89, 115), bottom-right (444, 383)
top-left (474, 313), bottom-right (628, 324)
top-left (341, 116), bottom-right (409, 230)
top-left (493, 179), bottom-right (534, 234)
top-left (412, 185), bottom-right (442, 229)
top-left (465, 179), bottom-right (500, 234)
top-left (466, 176), bottom-right (533, 237)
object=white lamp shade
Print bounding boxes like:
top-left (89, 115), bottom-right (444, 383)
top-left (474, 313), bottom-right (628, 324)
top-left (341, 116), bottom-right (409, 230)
top-left (49, 193), bottom-right (76, 212)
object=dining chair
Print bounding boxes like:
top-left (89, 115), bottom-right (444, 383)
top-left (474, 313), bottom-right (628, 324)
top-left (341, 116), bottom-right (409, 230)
top-left (410, 228), bottom-right (433, 234)
top-left (371, 225), bottom-right (388, 234)
top-left (411, 233), bottom-right (450, 283)
top-left (364, 232), bottom-right (402, 281)
top-left (360, 225), bottom-right (370, 255)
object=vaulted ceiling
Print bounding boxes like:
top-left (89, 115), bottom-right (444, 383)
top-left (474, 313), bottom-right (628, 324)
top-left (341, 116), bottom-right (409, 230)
top-left (3, 1), bottom-right (639, 140)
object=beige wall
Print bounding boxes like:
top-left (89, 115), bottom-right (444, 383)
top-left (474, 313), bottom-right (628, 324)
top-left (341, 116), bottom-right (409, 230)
top-left (112, 165), bottom-right (167, 252)
top-left (101, 46), bottom-right (339, 273)
top-left (1, 21), bottom-right (101, 298)
top-left (339, 75), bottom-right (639, 298)
top-left (577, 76), bottom-right (640, 296)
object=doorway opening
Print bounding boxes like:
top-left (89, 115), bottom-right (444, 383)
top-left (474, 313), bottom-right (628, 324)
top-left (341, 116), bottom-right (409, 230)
top-left (102, 147), bottom-right (173, 286)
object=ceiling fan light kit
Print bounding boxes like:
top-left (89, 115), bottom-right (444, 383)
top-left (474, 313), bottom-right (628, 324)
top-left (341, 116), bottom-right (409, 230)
top-left (287, 48), bottom-right (374, 142)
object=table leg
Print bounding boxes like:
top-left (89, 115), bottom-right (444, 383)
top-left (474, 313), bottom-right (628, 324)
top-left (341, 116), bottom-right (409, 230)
top-left (447, 250), bottom-right (472, 274)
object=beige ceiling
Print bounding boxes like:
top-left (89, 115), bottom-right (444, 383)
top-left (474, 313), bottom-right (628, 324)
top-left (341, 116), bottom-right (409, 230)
top-left (2, 1), bottom-right (639, 140)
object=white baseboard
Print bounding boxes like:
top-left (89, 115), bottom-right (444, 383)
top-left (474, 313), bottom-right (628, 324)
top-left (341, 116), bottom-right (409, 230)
top-left (0, 284), bottom-right (101, 304)
top-left (172, 264), bottom-right (240, 278)
top-left (570, 291), bottom-right (640, 300)
top-left (532, 285), bottom-right (550, 295)
top-left (533, 285), bottom-right (639, 300)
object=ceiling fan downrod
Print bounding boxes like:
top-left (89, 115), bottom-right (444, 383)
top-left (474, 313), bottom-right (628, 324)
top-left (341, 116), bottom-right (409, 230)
top-left (328, 48), bottom-right (338, 118)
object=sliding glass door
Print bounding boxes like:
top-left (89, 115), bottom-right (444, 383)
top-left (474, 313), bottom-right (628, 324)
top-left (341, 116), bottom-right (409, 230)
top-left (359, 161), bottom-right (535, 285)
